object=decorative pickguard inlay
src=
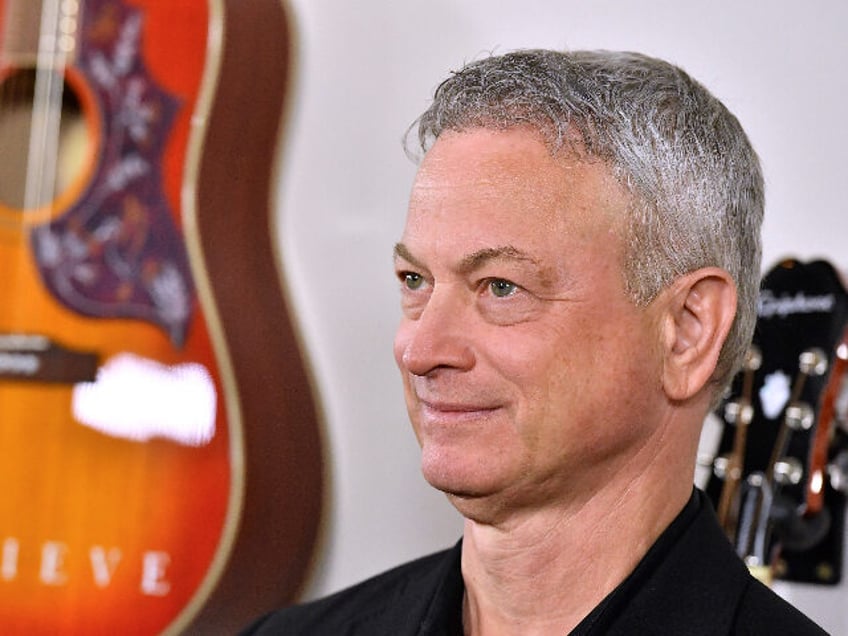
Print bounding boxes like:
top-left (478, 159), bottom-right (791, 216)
top-left (32, 0), bottom-right (194, 346)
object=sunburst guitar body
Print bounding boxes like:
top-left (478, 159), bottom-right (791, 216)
top-left (0, 1), bottom-right (324, 633)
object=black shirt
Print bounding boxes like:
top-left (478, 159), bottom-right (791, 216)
top-left (242, 490), bottom-right (827, 635)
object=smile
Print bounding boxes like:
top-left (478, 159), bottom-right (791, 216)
top-left (417, 399), bottom-right (502, 425)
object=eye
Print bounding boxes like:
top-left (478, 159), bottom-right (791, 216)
top-left (488, 279), bottom-right (517, 298)
top-left (401, 272), bottom-right (425, 290)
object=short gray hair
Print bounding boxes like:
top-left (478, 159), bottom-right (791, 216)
top-left (405, 49), bottom-right (763, 392)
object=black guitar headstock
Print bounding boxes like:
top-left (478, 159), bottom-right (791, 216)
top-left (705, 258), bottom-right (848, 585)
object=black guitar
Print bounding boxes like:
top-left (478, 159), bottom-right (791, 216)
top-left (706, 258), bottom-right (848, 585)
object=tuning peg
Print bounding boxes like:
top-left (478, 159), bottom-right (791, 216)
top-left (784, 402), bottom-right (814, 431)
top-left (799, 348), bottom-right (828, 377)
top-left (827, 450), bottom-right (848, 493)
top-left (713, 455), bottom-right (741, 481)
top-left (773, 457), bottom-right (804, 486)
top-left (724, 399), bottom-right (754, 426)
top-left (744, 345), bottom-right (762, 372)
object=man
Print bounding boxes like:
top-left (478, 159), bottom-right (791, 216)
top-left (244, 50), bottom-right (826, 634)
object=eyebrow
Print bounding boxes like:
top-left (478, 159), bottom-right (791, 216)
top-left (393, 242), bottom-right (424, 269)
top-left (457, 245), bottom-right (539, 274)
top-left (393, 242), bottom-right (540, 275)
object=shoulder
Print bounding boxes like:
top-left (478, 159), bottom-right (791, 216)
top-left (240, 543), bottom-right (461, 636)
top-left (731, 578), bottom-right (828, 636)
top-left (672, 492), bottom-right (827, 634)
top-left (601, 490), bottom-right (827, 635)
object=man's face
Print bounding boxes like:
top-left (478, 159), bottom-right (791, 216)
top-left (393, 128), bottom-right (667, 520)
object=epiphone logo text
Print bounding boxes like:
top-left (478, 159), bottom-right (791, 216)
top-left (758, 290), bottom-right (836, 319)
top-left (1, 537), bottom-right (171, 596)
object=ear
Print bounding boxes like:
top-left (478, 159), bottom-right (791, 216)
top-left (660, 267), bottom-right (737, 402)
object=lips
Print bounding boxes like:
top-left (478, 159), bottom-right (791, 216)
top-left (416, 398), bottom-right (503, 426)
top-left (407, 374), bottom-right (507, 428)
top-left (420, 399), bottom-right (498, 412)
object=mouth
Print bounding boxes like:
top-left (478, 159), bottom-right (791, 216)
top-left (417, 399), bottom-right (503, 425)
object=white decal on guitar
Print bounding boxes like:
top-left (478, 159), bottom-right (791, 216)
top-left (759, 370), bottom-right (791, 420)
top-left (72, 352), bottom-right (216, 446)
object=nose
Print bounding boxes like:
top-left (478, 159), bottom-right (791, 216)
top-left (394, 285), bottom-right (475, 377)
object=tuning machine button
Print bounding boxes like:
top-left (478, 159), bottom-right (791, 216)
top-left (712, 454), bottom-right (743, 481)
top-left (799, 348), bottom-right (828, 377)
top-left (773, 457), bottom-right (804, 486)
top-left (784, 402), bottom-right (814, 431)
top-left (827, 450), bottom-right (848, 493)
top-left (724, 399), bottom-right (754, 427)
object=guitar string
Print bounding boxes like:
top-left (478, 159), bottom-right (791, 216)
top-left (741, 360), bottom-right (811, 568)
top-left (0, 0), bottom-right (73, 346)
top-left (24, 0), bottom-right (67, 216)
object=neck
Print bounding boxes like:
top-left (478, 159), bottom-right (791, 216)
top-left (458, 415), bottom-right (698, 635)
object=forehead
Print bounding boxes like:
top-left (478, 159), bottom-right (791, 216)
top-left (411, 128), bottom-right (565, 206)
top-left (404, 128), bottom-right (627, 255)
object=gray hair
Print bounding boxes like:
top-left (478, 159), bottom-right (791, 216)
top-left (405, 49), bottom-right (763, 392)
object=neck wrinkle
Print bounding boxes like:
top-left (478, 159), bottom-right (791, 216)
top-left (459, 410), bottom-right (697, 635)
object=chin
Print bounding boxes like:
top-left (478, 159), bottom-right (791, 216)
top-left (419, 445), bottom-right (513, 513)
top-left (442, 487), bottom-right (517, 526)
top-left (421, 446), bottom-right (480, 493)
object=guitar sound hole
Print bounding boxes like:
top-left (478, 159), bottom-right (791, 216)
top-left (0, 68), bottom-right (92, 212)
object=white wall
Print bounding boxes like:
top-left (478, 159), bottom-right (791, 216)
top-left (274, 1), bottom-right (848, 632)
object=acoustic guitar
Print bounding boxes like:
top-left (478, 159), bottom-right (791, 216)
top-left (0, 1), bottom-right (324, 633)
top-left (706, 258), bottom-right (848, 585)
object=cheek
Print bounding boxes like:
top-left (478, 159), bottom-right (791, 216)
top-left (490, 337), bottom-right (572, 430)
top-left (551, 323), bottom-right (662, 446)
top-left (519, 319), bottom-right (631, 421)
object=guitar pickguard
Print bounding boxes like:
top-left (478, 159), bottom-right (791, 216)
top-left (31, 0), bottom-right (193, 347)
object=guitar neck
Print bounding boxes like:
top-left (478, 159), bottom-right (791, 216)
top-left (805, 330), bottom-right (848, 516)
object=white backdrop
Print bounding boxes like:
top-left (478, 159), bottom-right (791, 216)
top-left (273, 1), bottom-right (848, 632)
